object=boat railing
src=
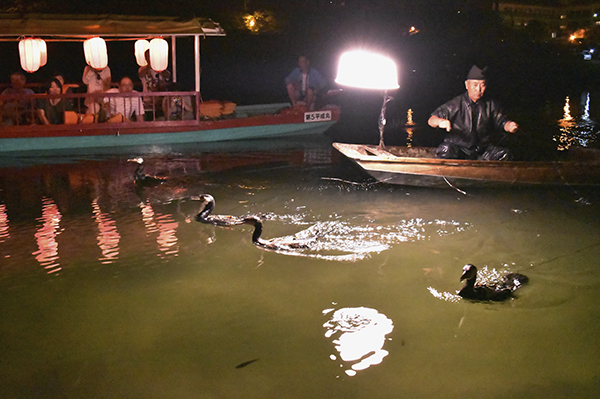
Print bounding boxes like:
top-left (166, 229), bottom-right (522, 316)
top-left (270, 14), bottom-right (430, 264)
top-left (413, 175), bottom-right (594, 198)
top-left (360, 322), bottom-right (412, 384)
top-left (0, 90), bottom-right (208, 127)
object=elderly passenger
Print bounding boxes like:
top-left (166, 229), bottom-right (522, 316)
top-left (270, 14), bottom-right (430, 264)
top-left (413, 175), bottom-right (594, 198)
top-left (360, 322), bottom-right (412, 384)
top-left (1, 71), bottom-right (35, 125)
top-left (104, 77), bottom-right (144, 122)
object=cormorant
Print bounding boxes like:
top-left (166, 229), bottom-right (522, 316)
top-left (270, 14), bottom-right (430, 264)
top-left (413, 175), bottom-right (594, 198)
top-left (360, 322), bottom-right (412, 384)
top-left (458, 264), bottom-right (529, 301)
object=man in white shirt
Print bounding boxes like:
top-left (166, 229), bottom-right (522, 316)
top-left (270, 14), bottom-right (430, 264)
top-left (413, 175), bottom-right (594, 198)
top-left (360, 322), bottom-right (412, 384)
top-left (104, 77), bottom-right (145, 122)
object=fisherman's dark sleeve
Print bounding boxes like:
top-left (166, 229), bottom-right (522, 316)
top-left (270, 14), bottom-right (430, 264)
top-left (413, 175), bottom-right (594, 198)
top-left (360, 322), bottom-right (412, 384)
top-left (488, 99), bottom-right (510, 131)
top-left (431, 99), bottom-right (456, 120)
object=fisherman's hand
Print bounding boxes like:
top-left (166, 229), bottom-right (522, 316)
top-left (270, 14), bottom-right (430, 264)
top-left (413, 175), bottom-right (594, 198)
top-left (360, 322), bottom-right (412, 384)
top-left (438, 119), bottom-right (452, 132)
top-left (504, 121), bottom-right (518, 133)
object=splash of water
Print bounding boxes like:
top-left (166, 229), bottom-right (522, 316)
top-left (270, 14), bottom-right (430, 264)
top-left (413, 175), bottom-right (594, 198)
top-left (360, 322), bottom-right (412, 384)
top-left (250, 217), bottom-right (470, 262)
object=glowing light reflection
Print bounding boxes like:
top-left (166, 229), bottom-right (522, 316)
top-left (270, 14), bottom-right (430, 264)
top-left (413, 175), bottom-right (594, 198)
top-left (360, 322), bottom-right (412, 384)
top-left (32, 198), bottom-right (62, 274)
top-left (554, 93), bottom-right (597, 150)
top-left (406, 109), bottom-right (415, 147)
top-left (140, 200), bottom-right (158, 233)
top-left (155, 213), bottom-right (179, 257)
top-left (0, 203), bottom-right (9, 243)
top-left (92, 199), bottom-right (120, 264)
top-left (323, 307), bottom-right (394, 377)
top-left (139, 200), bottom-right (179, 258)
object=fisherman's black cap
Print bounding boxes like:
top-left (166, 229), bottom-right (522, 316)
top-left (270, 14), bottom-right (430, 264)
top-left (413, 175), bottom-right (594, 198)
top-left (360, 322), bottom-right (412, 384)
top-left (466, 65), bottom-right (487, 80)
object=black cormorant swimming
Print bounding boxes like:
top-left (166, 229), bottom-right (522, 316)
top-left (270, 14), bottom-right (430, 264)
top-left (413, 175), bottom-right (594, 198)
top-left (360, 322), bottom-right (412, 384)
top-left (195, 194), bottom-right (247, 226)
top-left (128, 157), bottom-right (167, 186)
top-left (458, 264), bottom-right (529, 301)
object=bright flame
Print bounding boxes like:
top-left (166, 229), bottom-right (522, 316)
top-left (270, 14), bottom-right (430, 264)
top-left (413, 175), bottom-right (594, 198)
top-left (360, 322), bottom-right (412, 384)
top-left (335, 50), bottom-right (400, 90)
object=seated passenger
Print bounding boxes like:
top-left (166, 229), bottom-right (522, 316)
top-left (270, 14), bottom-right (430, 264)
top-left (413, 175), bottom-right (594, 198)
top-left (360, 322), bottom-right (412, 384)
top-left (163, 83), bottom-right (194, 121)
top-left (285, 55), bottom-right (326, 111)
top-left (1, 71), bottom-right (35, 126)
top-left (103, 77), bottom-right (144, 122)
top-left (53, 73), bottom-right (79, 94)
top-left (139, 49), bottom-right (171, 121)
top-left (36, 78), bottom-right (74, 125)
top-left (51, 73), bottom-right (76, 110)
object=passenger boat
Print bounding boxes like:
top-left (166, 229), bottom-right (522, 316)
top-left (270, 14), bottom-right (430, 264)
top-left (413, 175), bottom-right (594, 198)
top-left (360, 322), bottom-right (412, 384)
top-left (0, 14), bottom-right (340, 153)
top-left (332, 142), bottom-right (600, 188)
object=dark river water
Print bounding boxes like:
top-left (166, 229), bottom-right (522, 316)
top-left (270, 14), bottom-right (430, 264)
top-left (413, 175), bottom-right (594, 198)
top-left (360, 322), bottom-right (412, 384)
top-left (2, 89), bottom-right (600, 398)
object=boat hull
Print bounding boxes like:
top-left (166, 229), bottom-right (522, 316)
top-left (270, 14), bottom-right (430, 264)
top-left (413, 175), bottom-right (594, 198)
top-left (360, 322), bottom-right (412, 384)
top-left (0, 104), bottom-right (339, 153)
top-left (333, 143), bottom-right (600, 188)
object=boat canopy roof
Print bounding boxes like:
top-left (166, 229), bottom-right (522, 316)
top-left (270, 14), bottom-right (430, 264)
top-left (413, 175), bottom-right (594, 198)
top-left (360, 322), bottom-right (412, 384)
top-left (0, 14), bottom-right (226, 40)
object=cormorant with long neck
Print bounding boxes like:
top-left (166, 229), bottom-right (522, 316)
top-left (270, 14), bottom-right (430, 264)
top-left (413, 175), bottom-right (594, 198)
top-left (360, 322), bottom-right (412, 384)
top-left (128, 157), bottom-right (167, 186)
top-left (242, 215), bottom-right (310, 251)
top-left (194, 194), bottom-right (246, 226)
top-left (458, 264), bottom-right (529, 301)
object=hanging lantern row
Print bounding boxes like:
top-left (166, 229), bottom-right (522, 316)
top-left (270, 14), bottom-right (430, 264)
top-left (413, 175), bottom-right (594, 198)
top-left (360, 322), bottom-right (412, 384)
top-left (134, 39), bottom-right (150, 66)
top-left (135, 38), bottom-right (169, 72)
top-left (18, 36), bottom-right (169, 73)
top-left (18, 38), bottom-right (47, 73)
top-left (83, 37), bottom-right (108, 70)
top-left (149, 38), bottom-right (169, 72)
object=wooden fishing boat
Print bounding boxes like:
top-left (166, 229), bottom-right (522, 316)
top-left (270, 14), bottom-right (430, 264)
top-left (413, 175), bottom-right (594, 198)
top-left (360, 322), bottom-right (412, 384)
top-left (0, 14), bottom-right (340, 153)
top-left (332, 142), bottom-right (600, 188)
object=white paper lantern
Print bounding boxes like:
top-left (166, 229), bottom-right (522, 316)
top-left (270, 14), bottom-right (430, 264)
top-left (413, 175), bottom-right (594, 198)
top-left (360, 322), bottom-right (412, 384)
top-left (149, 37), bottom-right (168, 72)
top-left (18, 38), bottom-right (42, 73)
top-left (37, 38), bottom-right (47, 67)
top-left (83, 37), bottom-right (108, 70)
top-left (134, 39), bottom-right (150, 67)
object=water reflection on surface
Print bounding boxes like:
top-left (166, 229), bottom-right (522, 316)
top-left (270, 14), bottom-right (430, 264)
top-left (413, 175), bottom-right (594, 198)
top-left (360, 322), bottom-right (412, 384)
top-left (323, 306), bottom-right (394, 377)
top-left (32, 197), bottom-right (62, 274)
top-left (0, 203), bottom-right (8, 243)
top-left (555, 92), bottom-right (598, 150)
top-left (92, 198), bottom-right (121, 264)
top-left (0, 135), bottom-right (599, 398)
top-left (139, 200), bottom-right (180, 258)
